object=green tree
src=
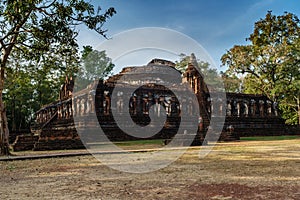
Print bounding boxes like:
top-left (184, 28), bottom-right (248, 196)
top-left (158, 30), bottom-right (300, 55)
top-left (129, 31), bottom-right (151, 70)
top-left (220, 70), bottom-right (242, 93)
top-left (75, 46), bottom-right (114, 91)
top-left (81, 45), bottom-right (114, 80)
top-left (175, 53), bottom-right (221, 88)
top-left (0, 0), bottom-right (116, 155)
top-left (221, 11), bottom-right (300, 125)
top-left (175, 53), bottom-right (191, 73)
top-left (5, 39), bottom-right (80, 133)
top-left (5, 65), bottom-right (35, 132)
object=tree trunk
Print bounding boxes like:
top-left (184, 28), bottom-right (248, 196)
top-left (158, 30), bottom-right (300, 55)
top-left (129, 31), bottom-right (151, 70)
top-left (0, 65), bottom-right (10, 155)
top-left (297, 97), bottom-right (300, 126)
top-left (0, 99), bottom-right (10, 155)
top-left (12, 96), bottom-right (16, 131)
top-left (0, 13), bottom-right (24, 155)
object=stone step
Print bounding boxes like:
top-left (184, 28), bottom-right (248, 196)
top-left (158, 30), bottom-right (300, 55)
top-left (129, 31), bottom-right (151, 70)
top-left (12, 135), bottom-right (39, 151)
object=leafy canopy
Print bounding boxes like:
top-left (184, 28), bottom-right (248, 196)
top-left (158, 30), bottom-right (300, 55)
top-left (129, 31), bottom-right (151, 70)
top-left (221, 11), bottom-right (300, 125)
top-left (0, 0), bottom-right (116, 154)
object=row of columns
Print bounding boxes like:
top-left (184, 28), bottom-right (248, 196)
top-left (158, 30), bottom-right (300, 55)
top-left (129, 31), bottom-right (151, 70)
top-left (36, 92), bottom-right (96, 124)
top-left (205, 97), bottom-right (278, 117)
top-left (36, 106), bottom-right (57, 123)
top-left (114, 92), bottom-right (186, 117)
top-left (226, 98), bottom-right (278, 117)
top-left (81, 89), bottom-right (199, 117)
top-left (36, 90), bottom-right (279, 124)
top-left (36, 99), bottom-right (74, 123)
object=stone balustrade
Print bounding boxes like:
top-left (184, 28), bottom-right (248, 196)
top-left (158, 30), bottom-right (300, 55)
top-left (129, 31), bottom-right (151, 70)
top-left (35, 89), bottom-right (279, 126)
top-left (224, 96), bottom-right (278, 118)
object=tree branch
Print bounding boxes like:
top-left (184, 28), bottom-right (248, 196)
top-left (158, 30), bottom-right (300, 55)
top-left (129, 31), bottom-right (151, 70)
top-left (36, 0), bottom-right (57, 10)
top-left (0, 39), bottom-right (6, 52)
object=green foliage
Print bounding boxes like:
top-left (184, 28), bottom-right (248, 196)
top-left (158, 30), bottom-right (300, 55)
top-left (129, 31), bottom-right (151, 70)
top-left (4, 43), bottom-right (80, 130)
top-left (221, 11), bottom-right (300, 125)
top-left (0, 0), bottom-right (116, 51)
top-left (175, 53), bottom-right (190, 73)
top-left (0, 0), bottom-right (116, 134)
top-left (81, 45), bottom-right (114, 80)
top-left (175, 53), bottom-right (221, 88)
top-left (220, 70), bottom-right (242, 93)
top-left (75, 46), bottom-right (114, 91)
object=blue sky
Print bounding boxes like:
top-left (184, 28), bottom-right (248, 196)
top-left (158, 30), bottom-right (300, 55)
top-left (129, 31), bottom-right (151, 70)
top-left (77, 0), bottom-right (300, 71)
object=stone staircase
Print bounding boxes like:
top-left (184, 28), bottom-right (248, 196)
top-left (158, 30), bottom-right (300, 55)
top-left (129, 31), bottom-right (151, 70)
top-left (11, 135), bottom-right (39, 151)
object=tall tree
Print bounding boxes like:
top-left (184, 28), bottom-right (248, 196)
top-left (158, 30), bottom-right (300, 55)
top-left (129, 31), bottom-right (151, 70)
top-left (81, 45), bottom-right (114, 80)
top-left (4, 43), bottom-right (80, 133)
top-left (175, 53), bottom-right (221, 88)
top-left (74, 46), bottom-right (114, 91)
top-left (0, 0), bottom-right (116, 155)
top-left (221, 11), bottom-right (300, 125)
top-left (220, 70), bottom-right (242, 93)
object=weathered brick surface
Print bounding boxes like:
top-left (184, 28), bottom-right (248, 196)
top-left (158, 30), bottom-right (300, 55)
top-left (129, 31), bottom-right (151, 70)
top-left (12, 135), bottom-right (39, 151)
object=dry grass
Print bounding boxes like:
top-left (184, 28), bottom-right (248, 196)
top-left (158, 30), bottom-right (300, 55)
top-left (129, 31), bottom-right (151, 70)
top-left (0, 139), bottom-right (299, 199)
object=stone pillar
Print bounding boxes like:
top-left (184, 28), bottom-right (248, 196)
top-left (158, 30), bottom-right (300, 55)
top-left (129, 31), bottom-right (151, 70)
top-left (266, 100), bottom-right (272, 116)
top-left (58, 105), bottom-right (62, 119)
top-left (76, 98), bottom-right (81, 116)
top-left (89, 94), bottom-right (95, 114)
top-left (72, 98), bottom-right (76, 117)
top-left (144, 98), bottom-right (149, 114)
top-left (218, 98), bottom-right (223, 116)
top-left (236, 101), bottom-right (240, 117)
top-left (132, 96), bottom-right (137, 115)
top-left (191, 75), bottom-right (195, 93)
top-left (245, 100), bottom-right (249, 117)
top-left (104, 95), bottom-right (111, 115)
top-left (68, 101), bottom-right (73, 118)
top-left (198, 116), bottom-right (203, 131)
top-left (80, 98), bottom-right (86, 116)
top-left (159, 96), bottom-right (165, 116)
top-left (45, 109), bottom-right (49, 121)
top-left (207, 97), bottom-right (211, 115)
top-left (103, 95), bottom-right (107, 115)
top-left (86, 96), bottom-right (90, 114)
top-left (164, 97), bottom-right (170, 116)
top-left (250, 99), bottom-right (255, 116)
top-left (273, 102), bottom-right (278, 116)
top-left (226, 100), bottom-right (232, 116)
top-left (117, 95), bottom-right (124, 114)
top-left (259, 100), bottom-right (265, 117)
top-left (62, 102), bottom-right (66, 119)
top-left (36, 112), bottom-right (40, 123)
top-left (153, 97), bottom-right (159, 117)
top-left (170, 97), bottom-right (178, 116)
top-left (38, 111), bottom-right (41, 123)
top-left (137, 92), bottom-right (144, 116)
top-left (180, 97), bottom-right (185, 117)
top-left (194, 77), bottom-right (198, 94)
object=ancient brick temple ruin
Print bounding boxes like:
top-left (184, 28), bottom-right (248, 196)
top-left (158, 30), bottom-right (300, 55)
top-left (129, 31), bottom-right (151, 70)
top-left (12, 55), bottom-right (287, 151)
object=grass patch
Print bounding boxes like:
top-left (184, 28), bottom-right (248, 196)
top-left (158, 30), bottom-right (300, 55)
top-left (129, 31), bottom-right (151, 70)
top-left (240, 135), bottom-right (300, 141)
top-left (114, 139), bottom-right (164, 146)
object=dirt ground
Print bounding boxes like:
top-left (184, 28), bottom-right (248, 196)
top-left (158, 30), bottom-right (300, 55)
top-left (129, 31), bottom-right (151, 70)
top-left (0, 139), bottom-right (299, 200)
